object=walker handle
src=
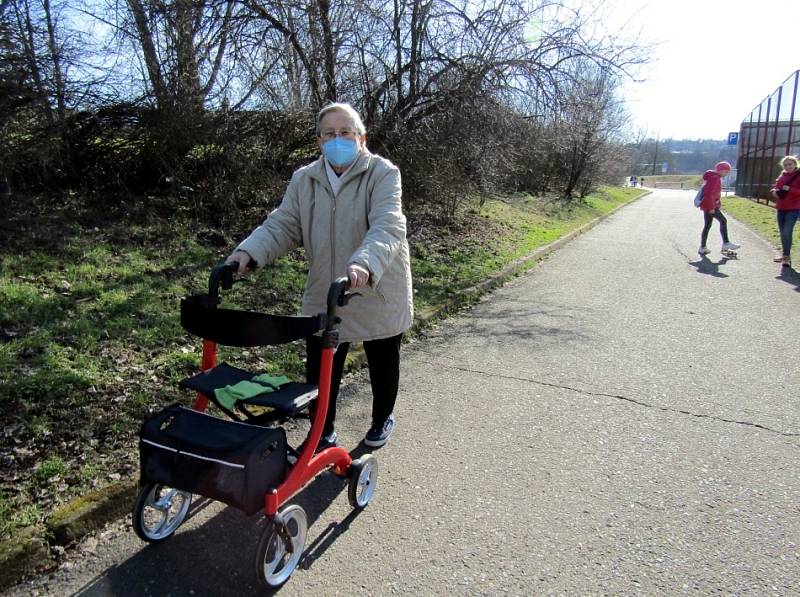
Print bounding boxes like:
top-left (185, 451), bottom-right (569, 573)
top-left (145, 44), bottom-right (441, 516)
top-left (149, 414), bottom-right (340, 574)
top-left (208, 262), bottom-right (237, 300)
top-left (322, 277), bottom-right (351, 340)
top-left (326, 277), bottom-right (351, 315)
top-left (208, 256), bottom-right (258, 300)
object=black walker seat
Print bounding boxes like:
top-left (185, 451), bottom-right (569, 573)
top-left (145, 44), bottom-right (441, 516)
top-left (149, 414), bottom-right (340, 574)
top-left (179, 362), bottom-right (318, 416)
top-left (178, 293), bottom-right (327, 421)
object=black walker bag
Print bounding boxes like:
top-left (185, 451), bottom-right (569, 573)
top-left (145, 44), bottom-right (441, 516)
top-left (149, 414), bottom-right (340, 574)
top-left (139, 404), bottom-right (287, 515)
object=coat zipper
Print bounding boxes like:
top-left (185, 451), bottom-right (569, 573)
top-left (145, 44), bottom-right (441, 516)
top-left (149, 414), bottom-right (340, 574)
top-left (330, 189), bottom-right (336, 281)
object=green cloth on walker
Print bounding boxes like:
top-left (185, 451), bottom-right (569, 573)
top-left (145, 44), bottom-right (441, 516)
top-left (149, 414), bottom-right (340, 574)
top-left (214, 374), bottom-right (291, 410)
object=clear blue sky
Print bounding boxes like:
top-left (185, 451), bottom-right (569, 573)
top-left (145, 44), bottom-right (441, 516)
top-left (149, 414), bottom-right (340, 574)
top-left (610, 0), bottom-right (794, 140)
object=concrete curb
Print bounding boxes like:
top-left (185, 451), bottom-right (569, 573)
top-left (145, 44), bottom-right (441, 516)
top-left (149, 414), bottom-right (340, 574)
top-left (0, 191), bottom-right (646, 591)
top-left (46, 480), bottom-right (139, 546)
top-left (0, 526), bottom-right (54, 592)
top-left (0, 480), bottom-right (139, 592)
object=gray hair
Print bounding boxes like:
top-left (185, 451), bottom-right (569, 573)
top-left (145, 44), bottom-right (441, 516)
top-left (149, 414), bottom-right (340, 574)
top-left (315, 102), bottom-right (366, 136)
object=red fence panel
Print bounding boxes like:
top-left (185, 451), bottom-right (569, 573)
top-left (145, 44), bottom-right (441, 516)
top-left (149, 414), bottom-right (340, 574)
top-left (736, 70), bottom-right (800, 201)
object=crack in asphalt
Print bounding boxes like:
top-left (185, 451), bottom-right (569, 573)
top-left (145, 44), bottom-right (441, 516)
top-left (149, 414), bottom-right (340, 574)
top-left (418, 355), bottom-right (800, 438)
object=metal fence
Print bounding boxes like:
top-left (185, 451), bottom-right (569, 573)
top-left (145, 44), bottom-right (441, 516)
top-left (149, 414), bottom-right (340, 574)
top-left (736, 70), bottom-right (800, 200)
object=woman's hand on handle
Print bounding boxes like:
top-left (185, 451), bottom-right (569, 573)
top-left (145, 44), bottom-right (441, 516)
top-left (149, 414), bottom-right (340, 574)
top-left (347, 263), bottom-right (370, 288)
top-left (225, 250), bottom-right (253, 274)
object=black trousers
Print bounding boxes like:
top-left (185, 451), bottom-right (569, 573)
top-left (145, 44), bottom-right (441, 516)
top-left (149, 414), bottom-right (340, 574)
top-left (701, 209), bottom-right (729, 246)
top-left (306, 333), bottom-right (402, 436)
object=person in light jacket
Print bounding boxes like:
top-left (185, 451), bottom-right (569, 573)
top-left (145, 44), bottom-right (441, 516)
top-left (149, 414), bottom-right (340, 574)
top-left (769, 155), bottom-right (800, 268)
top-left (697, 161), bottom-right (740, 256)
top-left (226, 102), bottom-right (413, 448)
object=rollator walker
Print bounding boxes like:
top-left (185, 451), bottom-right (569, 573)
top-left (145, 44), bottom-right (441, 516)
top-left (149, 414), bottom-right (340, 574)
top-left (132, 261), bottom-right (377, 589)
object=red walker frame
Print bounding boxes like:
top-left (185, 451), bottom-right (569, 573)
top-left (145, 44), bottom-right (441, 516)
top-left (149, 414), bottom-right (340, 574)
top-left (190, 272), bottom-right (355, 518)
top-left (133, 264), bottom-right (376, 590)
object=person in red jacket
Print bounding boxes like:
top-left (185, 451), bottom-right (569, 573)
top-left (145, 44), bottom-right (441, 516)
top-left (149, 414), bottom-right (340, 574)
top-left (769, 155), bottom-right (800, 268)
top-left (698, 161), bottom-right (739, 256)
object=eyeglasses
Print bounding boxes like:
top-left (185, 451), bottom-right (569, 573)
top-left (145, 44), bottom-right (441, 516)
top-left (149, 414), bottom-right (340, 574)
top-left (320, 129), bottom-right (357, 141)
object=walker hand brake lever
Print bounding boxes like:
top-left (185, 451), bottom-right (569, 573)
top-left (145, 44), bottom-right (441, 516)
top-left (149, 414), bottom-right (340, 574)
top-left (338, 290), bottom-right (361, 307)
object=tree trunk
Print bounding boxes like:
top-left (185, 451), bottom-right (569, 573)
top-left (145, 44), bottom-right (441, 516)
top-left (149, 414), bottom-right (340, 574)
top-left (316, 0), bottom-right (336, 103)
top-left (127, 0), bottom-right (169, 111)
top-left (42, 0), bottom-right (65, 119)
top-left (174, 0), bottom-right (202, 114)
top-left (16, 0), bottom-right (52, 122)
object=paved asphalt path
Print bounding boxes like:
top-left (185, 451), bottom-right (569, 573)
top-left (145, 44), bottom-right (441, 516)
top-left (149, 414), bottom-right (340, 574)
top-left (7, 189), bottom-right (800, 596)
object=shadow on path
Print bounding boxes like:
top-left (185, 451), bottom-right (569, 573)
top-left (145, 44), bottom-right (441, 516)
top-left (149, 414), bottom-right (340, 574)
top-left (687, 254), bottom-right (736, 278)
top-left (777, 264), bottom-right (800, 292)
top-left (72, 444), bottom-right (377, 597)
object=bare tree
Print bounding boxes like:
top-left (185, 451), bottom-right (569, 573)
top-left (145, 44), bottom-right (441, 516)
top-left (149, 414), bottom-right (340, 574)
top-left (8, 0), bottom-right (54, 121)
top-left (1, 0), bottom-right (651, 204)
top-left (231, 0), bottom-right (354, 108)
top-left (551, 66), bottom-right (630, 199)
top-left (2, 0), bottom-right (113, 118)
top-left (0, 12), bottom-right (34, 120)
top-left (120, 0), bottom-right (236, 115)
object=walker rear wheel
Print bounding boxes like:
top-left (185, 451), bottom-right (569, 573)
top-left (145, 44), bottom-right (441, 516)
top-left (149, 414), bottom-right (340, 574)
top-left (132, 483), bottom-right (192, 543)
top-left (255, 504), bottom-right (308, 589)
top-left (347, 453), bottom-right (378, 509)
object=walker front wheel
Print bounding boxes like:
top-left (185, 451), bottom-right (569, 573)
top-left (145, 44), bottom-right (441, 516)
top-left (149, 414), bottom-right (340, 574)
top-left (347, 453), bottom-right (378, 509)
top-left (132, 483), bottom-right (192, 543)
top-left (255, 504), bottom-right (308, 589)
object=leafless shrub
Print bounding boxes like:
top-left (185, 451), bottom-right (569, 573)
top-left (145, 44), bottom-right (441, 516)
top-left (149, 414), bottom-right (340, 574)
top-left (1, 0), bottom-right (648, 214)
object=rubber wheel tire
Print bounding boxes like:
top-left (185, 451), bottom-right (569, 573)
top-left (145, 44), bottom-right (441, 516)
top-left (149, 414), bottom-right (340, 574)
top-left (347, 453), bottom-right (378, 509)
top-left (255, 504), bottom-right (308, 589)
top-left (132, 483), bottom-right (192, 543)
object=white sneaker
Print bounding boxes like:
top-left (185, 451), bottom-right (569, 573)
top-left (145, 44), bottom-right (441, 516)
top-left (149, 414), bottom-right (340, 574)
top-left (722, 242), bottom-right (740, 251)
top-left (698, 246), bottom-right (711, 255)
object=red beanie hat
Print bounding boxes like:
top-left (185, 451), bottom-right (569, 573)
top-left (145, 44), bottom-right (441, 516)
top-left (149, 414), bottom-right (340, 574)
top-left (715, 161), bottom-right (732, 172)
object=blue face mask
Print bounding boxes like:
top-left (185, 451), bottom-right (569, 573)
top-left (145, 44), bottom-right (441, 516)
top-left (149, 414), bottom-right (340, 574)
top-left (322, 138), bottom-right (359, 168)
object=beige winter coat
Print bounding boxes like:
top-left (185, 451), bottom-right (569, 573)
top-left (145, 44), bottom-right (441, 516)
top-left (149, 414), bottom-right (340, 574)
top-left (237, 150), bottom-right (413, 342)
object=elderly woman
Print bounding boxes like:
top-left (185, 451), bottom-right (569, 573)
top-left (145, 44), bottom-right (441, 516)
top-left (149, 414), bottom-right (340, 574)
top-left (226, 102), bottom-right (413, 448)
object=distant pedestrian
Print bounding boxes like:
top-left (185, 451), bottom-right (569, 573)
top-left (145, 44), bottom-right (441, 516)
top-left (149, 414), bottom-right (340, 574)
top-left (630, 175), bottom-right (637, 187)
top-left (640, 177), bottom-right (645, 187)
top-left (697, 161), bottom-right (740, 256)
top-left (769, 155), bottom-right (800, 268)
